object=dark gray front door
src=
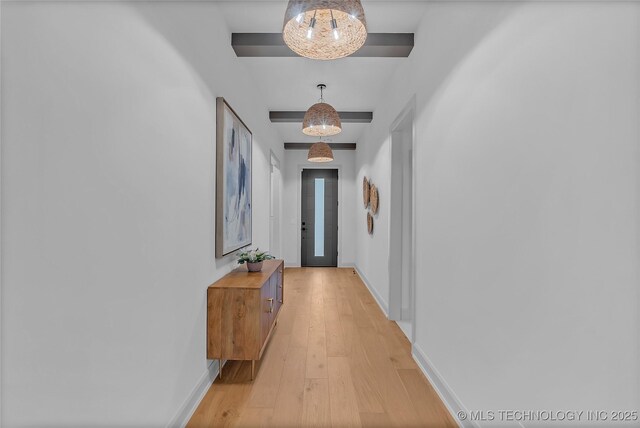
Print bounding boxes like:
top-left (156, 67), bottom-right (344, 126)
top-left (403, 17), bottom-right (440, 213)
top-left (301, 169), bottom-right (338, 267)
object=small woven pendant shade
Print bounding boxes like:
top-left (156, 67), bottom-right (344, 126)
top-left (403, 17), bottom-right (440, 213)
top-left (283, 0), bottom-right (368, 60)
top-left (307, 142), bottom-right (334, 163)
top-left (303, 102), bottom-right (342, 137)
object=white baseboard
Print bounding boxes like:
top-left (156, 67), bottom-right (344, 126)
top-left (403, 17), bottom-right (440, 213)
top-left (166, 360), bottom-right (223, 428)
top-left (412, 344), bottom-right (477, 428)
top-left (353, 265), bottom-right (388, 316)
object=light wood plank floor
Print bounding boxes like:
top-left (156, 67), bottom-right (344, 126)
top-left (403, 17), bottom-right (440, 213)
top-left (187, 268), bottom-right (457, 428)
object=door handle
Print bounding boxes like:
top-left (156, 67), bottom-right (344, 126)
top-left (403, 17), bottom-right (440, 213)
top-left (267, 298), bottom-right (274, 313)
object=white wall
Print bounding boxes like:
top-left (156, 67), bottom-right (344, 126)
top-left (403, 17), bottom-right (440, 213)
top-left (356, 1), bottom-right (640, 421)
top-left (283, 149), bottom-right (356, 267)
top-left (1, 2), bottom-right (283, 426)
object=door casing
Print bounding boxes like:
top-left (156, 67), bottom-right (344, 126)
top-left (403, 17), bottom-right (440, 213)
top-left (388, 97), bottom-right (417, 345)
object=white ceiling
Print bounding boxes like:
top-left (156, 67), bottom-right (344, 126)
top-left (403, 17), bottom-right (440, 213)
top-left (215, 1), bottom-right (430, 145)
top-left (217, 1), bottom-right (430, 33)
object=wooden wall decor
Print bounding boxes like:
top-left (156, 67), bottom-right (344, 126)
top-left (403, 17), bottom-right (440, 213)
top-left (364, 176), bottom-right (377, 234)
top-left (370, 184), bottom-right (379, 214)
top-left (363, 177), bottom-right (370, 208)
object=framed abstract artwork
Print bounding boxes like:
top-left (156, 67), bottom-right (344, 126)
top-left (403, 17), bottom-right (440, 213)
top-left (216, 97), bottom-right (252, 258)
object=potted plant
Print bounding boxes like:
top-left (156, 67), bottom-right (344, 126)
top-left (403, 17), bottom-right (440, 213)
top-left (237, 248), bottom-right (274, 272)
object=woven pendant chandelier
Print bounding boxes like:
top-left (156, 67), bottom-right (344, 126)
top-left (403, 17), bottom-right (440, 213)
top-left (283, 0), bottom-right (368, 60)
top-left (303, 84), bottom-right (341, 137)
top-left (308, 141), bottom-right (334, 163)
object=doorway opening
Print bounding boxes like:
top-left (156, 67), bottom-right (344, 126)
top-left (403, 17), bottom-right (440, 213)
top-left (389, 101), bottom-right (415, 342)
top-left (269, 152), bottom-right (282, 259)
top-left (301, 169), bottom-right (339, 267)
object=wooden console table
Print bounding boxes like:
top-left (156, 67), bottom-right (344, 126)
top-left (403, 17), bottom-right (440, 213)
top-left (207, 259), bottom-right (284, 380)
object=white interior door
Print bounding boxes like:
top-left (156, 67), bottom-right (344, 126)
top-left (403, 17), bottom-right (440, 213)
top-left (270, 153), bottom-right (282, 259)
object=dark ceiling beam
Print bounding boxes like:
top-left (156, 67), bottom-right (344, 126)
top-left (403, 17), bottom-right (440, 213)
top-left (285, 143), bottom-right (357, 151)
top-left (232, 33), bottom-right (414, 58)
top-left (270, 111), bottom-right (373, 123)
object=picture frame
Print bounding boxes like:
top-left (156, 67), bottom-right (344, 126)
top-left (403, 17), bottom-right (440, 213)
top-left (216, 97), bottom-right (252, 258)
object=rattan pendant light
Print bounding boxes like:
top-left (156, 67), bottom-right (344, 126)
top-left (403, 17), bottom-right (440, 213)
top-left (308, 141), bottom-right (334, 163)
top-left (283, 0), bottom-right (368, 60)
top-left (303, 84), bottom-right (341, 137)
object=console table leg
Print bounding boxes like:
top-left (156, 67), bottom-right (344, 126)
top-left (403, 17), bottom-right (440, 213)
top-left (251, 360), bottom-right (255, 380)
top-left (219, 359), bottom-right (223, 380)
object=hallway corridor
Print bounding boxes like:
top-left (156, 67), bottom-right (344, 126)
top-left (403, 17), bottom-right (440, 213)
top-left (187, 268), bottom-right (456, 427)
